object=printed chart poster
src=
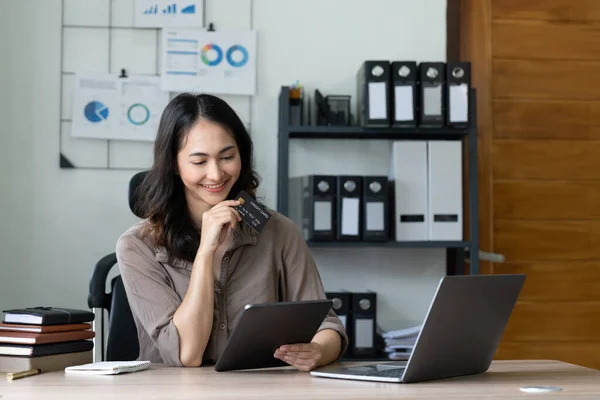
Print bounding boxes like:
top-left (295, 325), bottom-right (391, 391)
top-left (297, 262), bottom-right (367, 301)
top-left (134, 0), bottom-right (204, 28)
top-left (71, 73), bottom-right (170, 142)
top-left (161, 29), bottom-right (257, 95)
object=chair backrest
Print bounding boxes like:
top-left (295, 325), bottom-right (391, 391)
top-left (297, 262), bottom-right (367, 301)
top-left (88, 170), bottom-right (149, 362)
top-left (106, 275), bottom-right (140, 361)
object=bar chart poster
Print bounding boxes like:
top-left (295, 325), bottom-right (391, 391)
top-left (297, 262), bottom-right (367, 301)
top-left (71, 73), bottom-right (169, 142)
top-left (161, 29), bottom-right (257, 95)
top-left (134, 0), bottom-right (204, 28)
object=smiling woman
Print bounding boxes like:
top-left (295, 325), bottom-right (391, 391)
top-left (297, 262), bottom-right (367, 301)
top-left (115, 93), bottom-right (348, 371)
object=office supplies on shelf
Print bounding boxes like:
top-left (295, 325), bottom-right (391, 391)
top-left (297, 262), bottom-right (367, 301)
top-left (277, 84), bottom-right (481, 275)
top-left (288, 175), bottom-right (337, 241)
top-left (418, 62), bottom-right (446, 128)
top-left (314, 89), bottom-right (330, 126)
top-left (65, 360), bottom-right (151, 375)
top-left (357, 60), bottom-right (391, 127)
top-left (361, 176), bottom-right (389, 242)
top-left (2, 307), bottom-right (95, 325)
top-left (446, 62), bottom-right (471, 128)
top-left (325, 95), bottom-right (351, 126)
top-left (289, 80), bottom-right (304, 126)
top-left (390, 141), bottom-right (428, 241)
top-left (391, 61), bottom-right (418, 128)
top-left (350, 292), bottom-right (377, 357)
top-left (336, 176), bottom-right (362, 241)
top-left (427, 140), bottom-right (463, 240)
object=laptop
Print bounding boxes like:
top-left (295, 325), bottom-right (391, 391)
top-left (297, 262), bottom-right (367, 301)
top-left (310, 274), bottom-right (526, 383)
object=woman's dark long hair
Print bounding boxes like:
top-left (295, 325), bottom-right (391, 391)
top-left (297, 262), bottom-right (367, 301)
top-left (136, 93), bottom-right (260, 262)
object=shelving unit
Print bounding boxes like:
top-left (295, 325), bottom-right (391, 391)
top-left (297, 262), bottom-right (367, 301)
top-left (276, 86), bottom-right (480, 276)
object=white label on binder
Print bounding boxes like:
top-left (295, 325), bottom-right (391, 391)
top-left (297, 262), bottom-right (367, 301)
top-left (355, 319), bottom-right (374, 348)
top-left (339, 315), bottom-right (347, 329)
top-left (394, 85), bottom-right (414, 121)
top-left (313, 201), bottom-right (332, 231)
top-left (423, 86), bottom-right (442, 116)
top-left (368, 82), bottom-right (387, 119)
top-left (341, 197), bottom-right (360, 235)
top-left (449, 83), bottom-right (469, 122)
top-left (366, 202), bottom-right (384, 231)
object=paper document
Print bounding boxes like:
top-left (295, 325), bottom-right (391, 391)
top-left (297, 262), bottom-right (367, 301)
top-left (71, 73), bottom-right (169, 142)
top-left (161, 29), bottom-right (257, 95)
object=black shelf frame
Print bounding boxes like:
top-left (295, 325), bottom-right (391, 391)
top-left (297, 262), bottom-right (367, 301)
top-left (276, 86), bottom-right (479, 276)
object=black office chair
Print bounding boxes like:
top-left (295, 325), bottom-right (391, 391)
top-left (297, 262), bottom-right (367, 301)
top-left (87, 170), bottom-right (148, 362)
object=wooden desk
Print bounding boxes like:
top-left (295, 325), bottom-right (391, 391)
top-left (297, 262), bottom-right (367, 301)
top-left (1, 360), bottom-right (598, 399)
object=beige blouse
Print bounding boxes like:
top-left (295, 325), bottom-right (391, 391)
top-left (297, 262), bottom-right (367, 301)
top-left (115, 210), bottom-right (348, 366)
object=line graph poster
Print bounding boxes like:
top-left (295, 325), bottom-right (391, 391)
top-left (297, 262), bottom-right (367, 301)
top-left (71, 73), bottom-right (170, 142)
top-left (161, 29), bottom-right (257, 95)
top-left (134, 0), bottom-right (204, 28)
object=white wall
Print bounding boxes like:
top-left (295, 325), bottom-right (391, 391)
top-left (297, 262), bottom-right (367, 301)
top-left (0, 0), bottom-right (448, 331)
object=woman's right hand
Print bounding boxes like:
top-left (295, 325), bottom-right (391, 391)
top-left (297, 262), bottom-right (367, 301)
top-left (198, 200), bottom-right (242, 256)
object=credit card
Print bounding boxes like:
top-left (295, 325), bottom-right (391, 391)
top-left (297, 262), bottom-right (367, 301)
top-left (233, 190), bottom-right (272, 234)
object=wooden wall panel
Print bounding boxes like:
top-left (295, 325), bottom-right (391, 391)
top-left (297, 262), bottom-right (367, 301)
top-left (495, 342), bottom-right (600, 369)
top-left (457, 0), bottom-right (600, 370)
top-left (494, 220), bottom-right (600, 261)
top-left (492, 0), bottom-right (600, 22)
top-left (494, 181), bottom-right (600, 219)
top-left (494, 100), bottom-right (600, 140)
top-left (493, 140), bottom-right (600, 180)
top-left (493, 59), bottom-right (600, 100)
top-left (503, 302), bottom-right (600, 342)
top-left (494, 262), bottom-right (600, 301)
top-left (459, 0), bottom-right (494, 274)
top-left (494, 20), bottom-right (600, 60)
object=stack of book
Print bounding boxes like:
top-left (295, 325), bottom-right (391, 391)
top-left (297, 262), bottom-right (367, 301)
top-left (0, 307), bottom-right (95, 373)
top-left (382, 324), bottom-right (422, 361)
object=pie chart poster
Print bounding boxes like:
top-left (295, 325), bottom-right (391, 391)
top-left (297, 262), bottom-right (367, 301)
top-left (71, 73), bottom-right (169, 142)
top-left (161, 29), bottom-right (257, 95)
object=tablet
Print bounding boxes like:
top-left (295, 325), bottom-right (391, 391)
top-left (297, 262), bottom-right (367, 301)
top-left (214, 299), bottom-right (333, 372)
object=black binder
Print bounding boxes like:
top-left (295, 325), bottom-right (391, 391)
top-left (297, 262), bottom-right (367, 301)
top-left (418, 62), bottom-right (446, 128)
top-left (356, 61), bottom-right (391, 127)
top-left (391, 61), bottom-right (418, 127)
top-left (288, 175), bottom-right (336, 241)
top-left (351, 291), bottom-right (377, 357)
top-left (446, 61), bottom-right (471, 128)
top-left (336, 176), bottom-right (362, 241)
top-left (361, 176), bottom-right (389, 242)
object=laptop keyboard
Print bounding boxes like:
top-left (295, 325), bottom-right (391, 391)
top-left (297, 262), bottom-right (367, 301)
top-left (346, 366), bottom-right (405, 378)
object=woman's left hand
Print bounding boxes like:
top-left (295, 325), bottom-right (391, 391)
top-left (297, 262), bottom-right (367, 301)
top-left (274, 343), bottom-right (324, 371)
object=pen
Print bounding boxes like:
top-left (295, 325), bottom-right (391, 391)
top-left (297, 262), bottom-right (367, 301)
top-left (6, 368), bottom-right (42, 381)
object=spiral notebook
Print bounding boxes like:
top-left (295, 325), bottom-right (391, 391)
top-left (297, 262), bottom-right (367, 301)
top-left (64, 361), bottom-right (151, 375)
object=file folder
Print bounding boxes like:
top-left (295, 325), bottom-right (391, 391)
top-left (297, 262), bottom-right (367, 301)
top-left (427, 140), bottom-right (463, 240)
top-left (390, 141), bottom-right (428, 241)
top-left (351, 291), bottom-right (377, 357)
top-left (325, 291), bottom-right (351, 332)
top-left (418, 62), bottom-right (446, 128)
top-left (446, 62), bottom-right (471, 128)
top-left (361, 176), bottom-right (389, 242)
top-left (336, 176), bottom-right (362, 241)
top-left (391, 61), bottom-right (418, 127)
top-left (288, 175), bottom-right (336, 241)
top-left (356, 61), bottom-right (391, 127)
